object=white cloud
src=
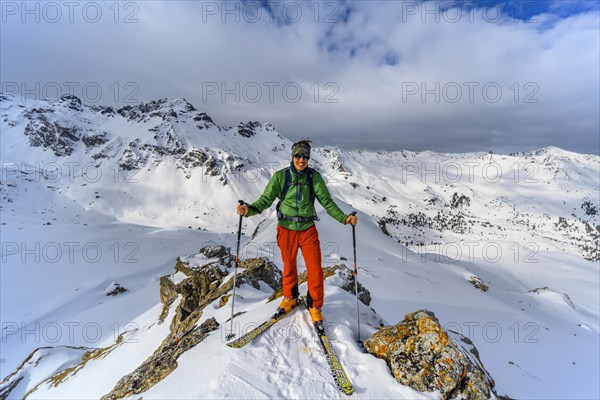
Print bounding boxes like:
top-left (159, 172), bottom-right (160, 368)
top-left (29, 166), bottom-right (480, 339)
top-left (1, 0), bottom-right (598, 153)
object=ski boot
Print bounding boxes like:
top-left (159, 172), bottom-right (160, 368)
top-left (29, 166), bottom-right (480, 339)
top-left (273, 297), bottom-right (299, 318)
top-left (309, 307), bottom-right (325, 332)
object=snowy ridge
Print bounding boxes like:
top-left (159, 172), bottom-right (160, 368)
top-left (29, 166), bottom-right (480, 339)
top-left (1, 95), bottom-right (599, 399)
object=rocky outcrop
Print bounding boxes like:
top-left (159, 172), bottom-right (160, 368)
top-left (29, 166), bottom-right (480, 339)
top-left (8, 95), bottom-right (242, 178)
top-left (102, 255), bottom-right (281, 399)
top-left (236, 121), bottom-right (261, 137)
top-left (193, 111), bottom-right (215, 125)
top-left (0, 343), bottom-right (119, 400)
top-left (235, 121), bottom-right (274, 137)
top-left (450, 193), bottom-right (471, 209)
top-left (315, 147), bottom-right (348, 176)
top-left (174, 148), bottom-right (236, 181)
top-left (23, 113), bottom-right (80, 156)
top-left (105, 281), bottom-right (127, 296)
top-left (234, 258), bottom-right (282, 292)
top-left (199, 244), bottom-right (230, 259)
top-left (118, 133), bottom-right (187, 171)
top-left (116, 98), bottom-right (196, 123)
top-left (0, 376), bottom-right (22, 400)
top-left (446, 329), bottom-right (503, 399)
top-left (81, 130), bottom-right (108, 148)
top-left (364, 309), bottom-right (501, 400)
top-left (59, 94), bottom-right (83, 111)
top-left (335, 266), bottom-right (371, 306)
top-left (176, 149), bottom-right (211, 178)
top-left (267, 264), bottom-right (370, 305)
top-left (466, 275), bottom-right (489, 292)
top-left (101, 318), bottom-right (218, 400)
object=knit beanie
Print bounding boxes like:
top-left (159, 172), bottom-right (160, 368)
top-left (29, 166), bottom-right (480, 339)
top-left (291, 140), bottom-right (311, 159)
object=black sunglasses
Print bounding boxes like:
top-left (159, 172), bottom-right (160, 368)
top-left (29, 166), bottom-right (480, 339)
top-left (294, 154), bottom-right (310, 160)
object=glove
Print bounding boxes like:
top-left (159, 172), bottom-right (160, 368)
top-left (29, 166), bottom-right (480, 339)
top-left (345, 214), bottom-right (357, 225)
top-left (236, 204), bottom-right (248, 216)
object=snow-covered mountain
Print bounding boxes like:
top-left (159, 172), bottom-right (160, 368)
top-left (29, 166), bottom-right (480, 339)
top-left (1, 94), bottom-right (598, 399)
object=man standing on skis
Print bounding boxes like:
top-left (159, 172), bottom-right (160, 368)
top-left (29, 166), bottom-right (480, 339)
top-left (236, 139), bottom-right (357, 325)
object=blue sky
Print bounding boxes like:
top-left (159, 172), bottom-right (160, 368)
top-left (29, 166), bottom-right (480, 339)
top-left (1, 0), bottom-right (599, 154)
top-left (439, 0), bottom-right (599, 19)
top-left (499, 0), bottom-right (600, 18)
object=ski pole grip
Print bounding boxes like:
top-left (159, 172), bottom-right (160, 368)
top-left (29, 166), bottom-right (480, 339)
top-left (350, 212), bottom-right (357, 227)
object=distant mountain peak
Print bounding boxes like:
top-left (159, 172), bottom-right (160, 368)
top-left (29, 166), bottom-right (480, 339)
top-left (0, 94), bottom-right (293, 184)
top-left (116, 98), bottom-right (198, 123)
top-left (235, 121), bottom-right (274, 137)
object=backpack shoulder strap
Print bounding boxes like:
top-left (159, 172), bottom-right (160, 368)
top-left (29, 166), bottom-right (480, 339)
top-left (276, 167), bottom-right (320, 222)
top-left (307, 167), bottom-right (315, 204)
top-left (278, 167), bottom-right (316, 206)
top-left (281, 167), bottom-right (292, 200)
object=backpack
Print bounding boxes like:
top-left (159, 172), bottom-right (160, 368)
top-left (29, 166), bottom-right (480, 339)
top-left (276, 167), bottom-right (319, 222)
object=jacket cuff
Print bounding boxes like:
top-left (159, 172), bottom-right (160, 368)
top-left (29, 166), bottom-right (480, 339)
top-left (246, 203), bottom-right (261, 217)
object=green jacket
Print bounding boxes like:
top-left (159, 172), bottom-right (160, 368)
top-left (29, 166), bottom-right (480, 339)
top-left (246, 164), bottom-right (348, 230)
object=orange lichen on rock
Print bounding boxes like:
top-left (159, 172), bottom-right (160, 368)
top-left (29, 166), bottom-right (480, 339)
top-left (364, 309), bottom-right (498, 399)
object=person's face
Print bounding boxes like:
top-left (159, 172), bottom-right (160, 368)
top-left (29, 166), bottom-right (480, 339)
top-left (293, 154), bottom-right (309, 171)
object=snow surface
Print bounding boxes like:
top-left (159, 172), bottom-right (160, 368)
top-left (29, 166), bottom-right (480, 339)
top-left (1, 95), bottom-right (598, 399)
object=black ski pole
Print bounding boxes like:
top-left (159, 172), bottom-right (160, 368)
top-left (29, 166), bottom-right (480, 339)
top-left (226, 200), bottom-right (245, 340)
top-left (350, 211), bottom-right (361, 343)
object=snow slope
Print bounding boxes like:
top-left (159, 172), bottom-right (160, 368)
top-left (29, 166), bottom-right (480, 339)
top-left (1, 94), bottom-right (598, 399)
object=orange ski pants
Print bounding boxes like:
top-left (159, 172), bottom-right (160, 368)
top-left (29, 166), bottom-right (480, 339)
top-left (277, 224), bottom-right (324, 308)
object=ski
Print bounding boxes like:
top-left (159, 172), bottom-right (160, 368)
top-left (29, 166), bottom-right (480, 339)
top-left (226, 303), bottom-right (299, 348)
top-left (302, 301), bottom-right (354, 395)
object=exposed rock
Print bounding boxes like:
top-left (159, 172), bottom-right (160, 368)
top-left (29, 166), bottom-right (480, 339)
top-left (0, 343), bottom-right (117, 399)
top-left (163, 258), bottom-right (229, 331)
top-left (364, 309), bottom-right (500, 399)
top-left (118, 139), bottom-right (145, 170)
top-left (0, 376), bottom-right (22, 400)
top-left (177, 148), bottom-right (209, 175)
top-left (24, 113), bottom-right (80, 156)
top-left (466, 275), bottom-right (489, 292)
top-left (234, 258), bottom-right (282, 292)
top-left (378, 219), bottom-right (391, 237)
top-left (450, 192), bottom-right (471, 209)
top-left (116, 98), bottom-right (196, 123)
top-left (81, 130), bottom-right (109, 148)
top-left (158, 256), bottom-right (283, 332)
top-left (236, 121), bottom-right (261, 137)
top-left (204, 155), bottom-right (220, 176)
top-left (446, 329), bottom-right (505, 400)
top-left (101, 318), bottom-right (219, 400)
top-left (335, 266), bottom-right (372, 306)
top-left (220, 294), bottom-right (232, 308)
top-left (382, 207), bottom-right (474, 239)
top-left (193, 112), bottom-right (214, 123)
top-left (90, 105), bottom-right (116, 116)
top-left (581, 200), bottom-right (598, 217)
top-left (59, 94), bottom-right (83, 111)
top-left (102, 256), bottom-right (281, 399)
top-left (91, 138), bottom-right (123, 160)
top-left (159, 275), bottom-right (178, 321)
top-left (105, 281), bottom-right (128, 296)
top-left (199, 244), bottom-right (230, 259)
top-left (175, 148), bottom-right (224, 179)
